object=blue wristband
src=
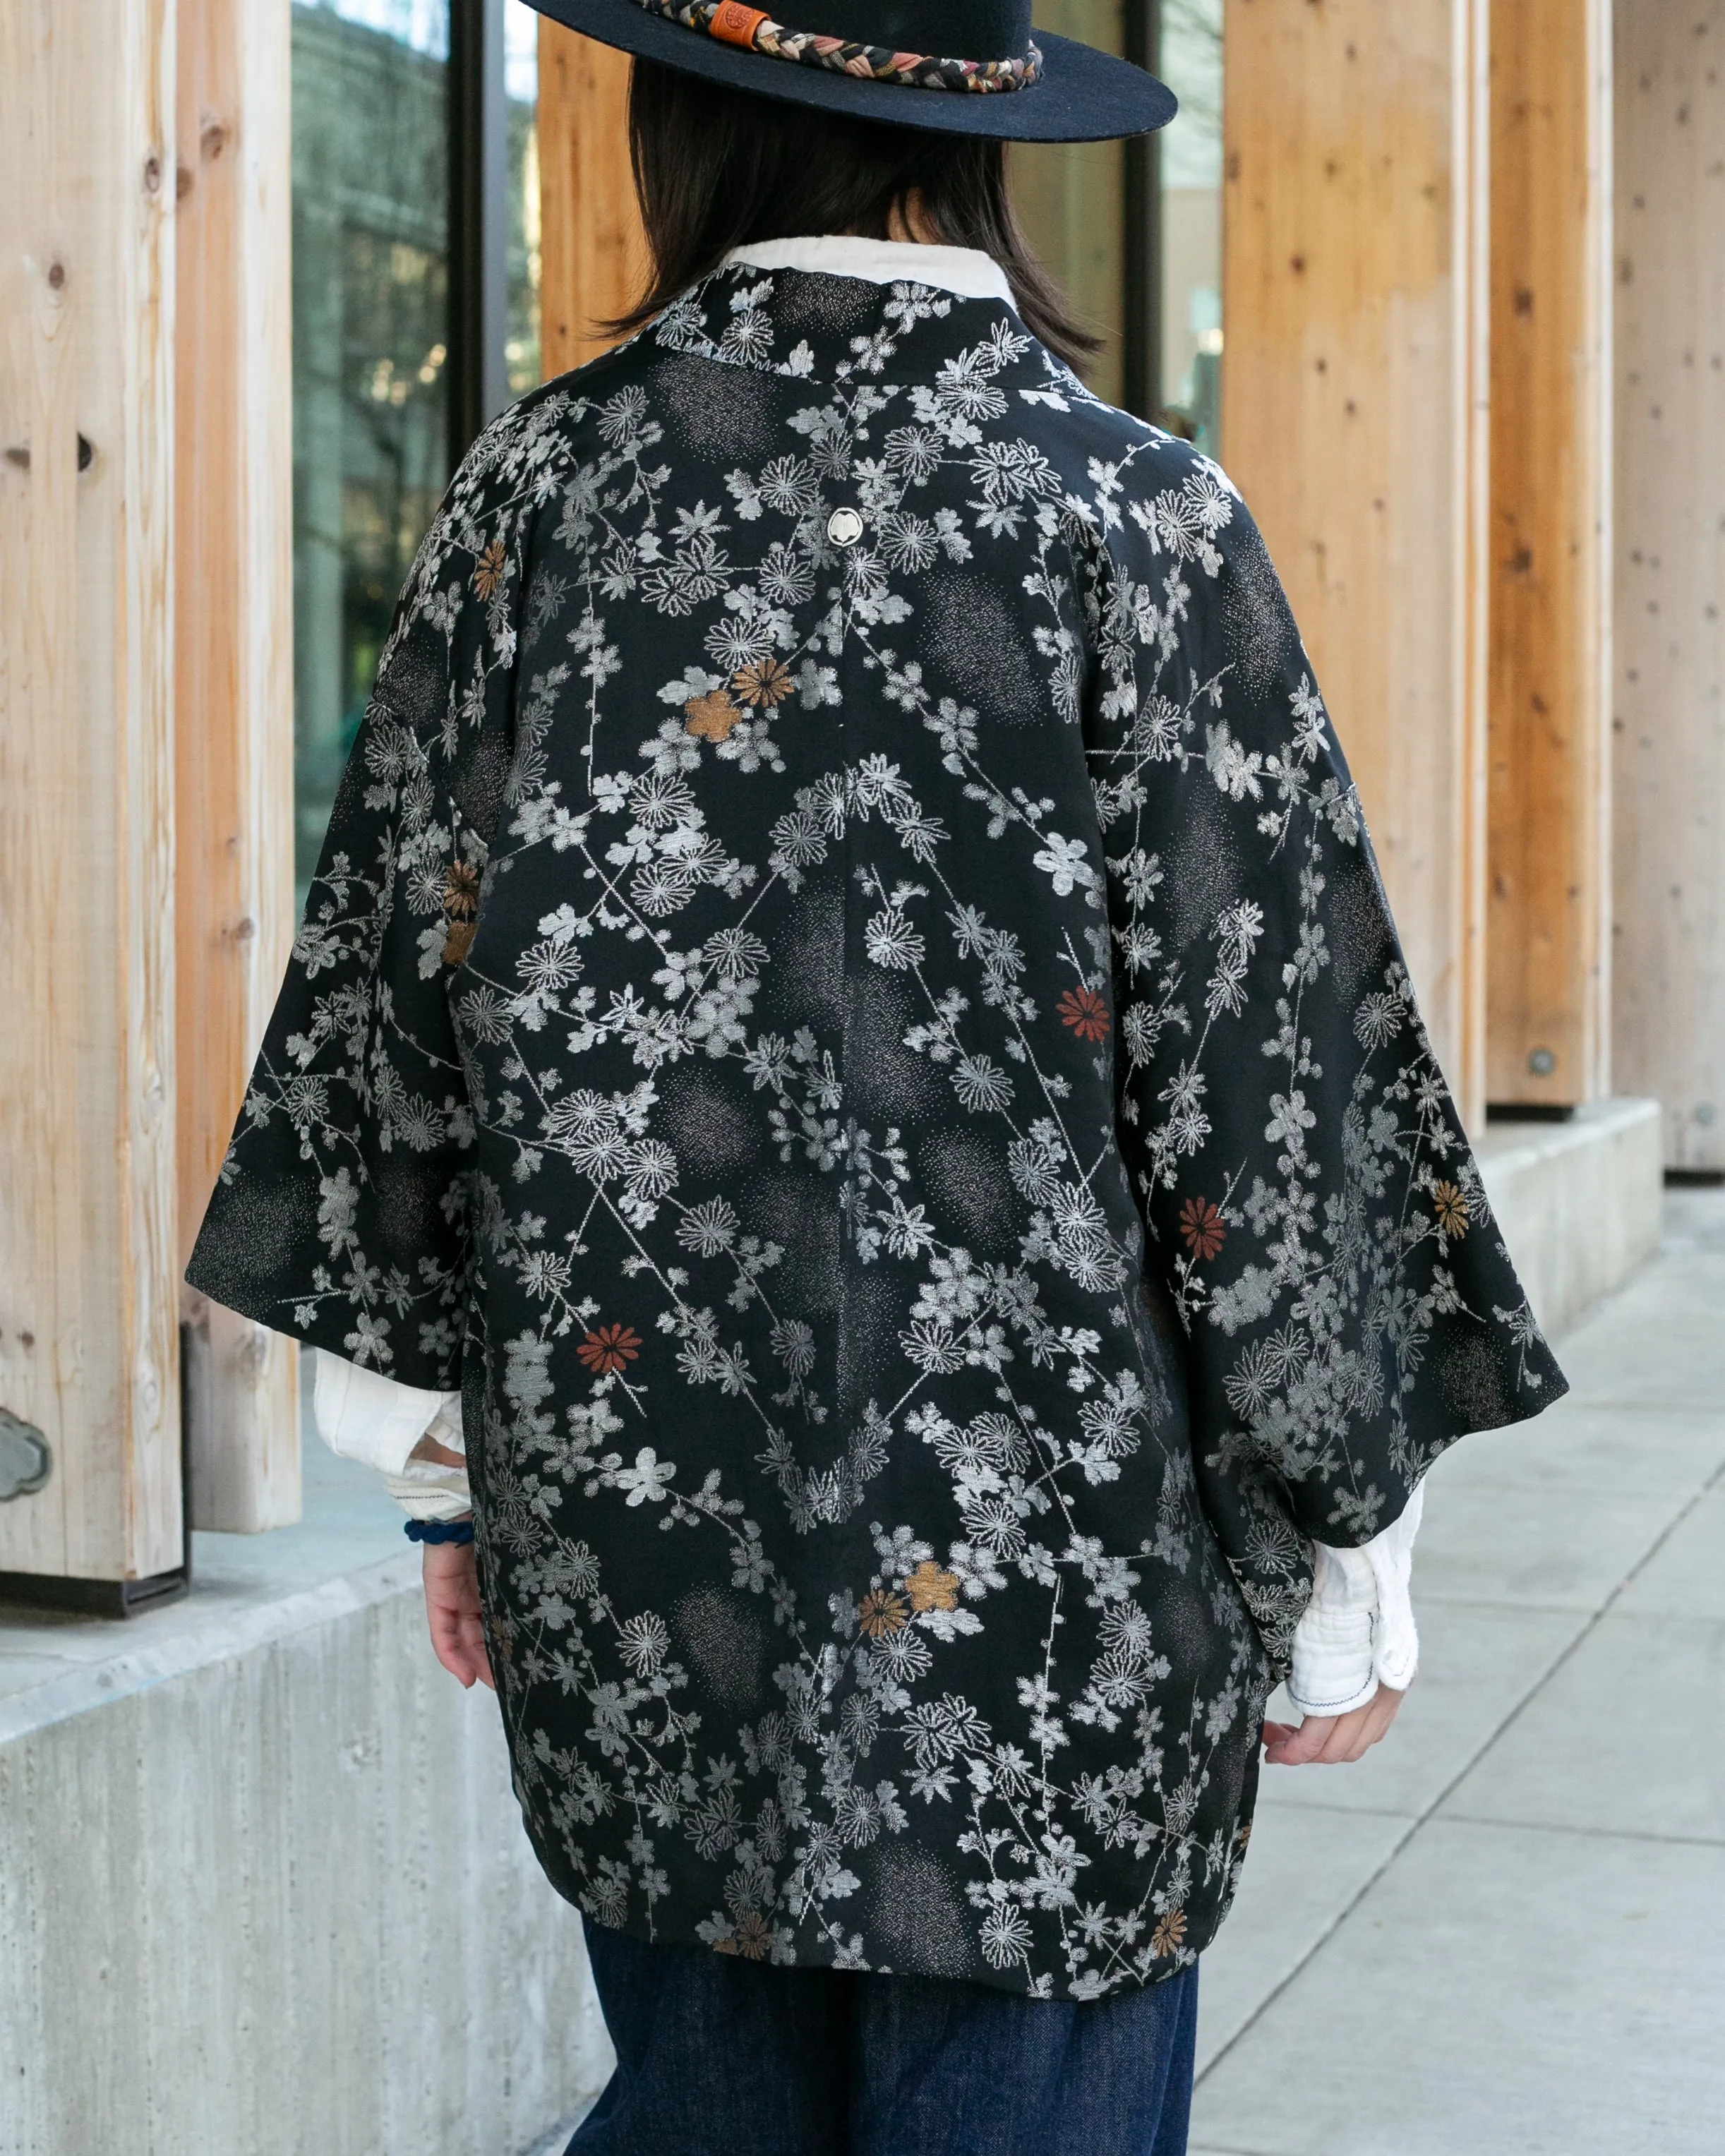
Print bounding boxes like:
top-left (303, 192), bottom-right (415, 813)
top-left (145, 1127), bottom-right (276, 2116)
top-left (404, 1518), bottom-right (475, 1545)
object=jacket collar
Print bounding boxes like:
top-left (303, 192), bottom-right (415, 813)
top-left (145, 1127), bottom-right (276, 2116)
top-left (721, 234), bottom-right (1014, 307)
top-left (656, 236), bottom-right (1057, 397)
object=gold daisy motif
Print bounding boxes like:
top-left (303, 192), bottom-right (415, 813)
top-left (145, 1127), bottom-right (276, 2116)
top-left (440, 859), bottom-right (481, 965)
top-left (715, 1911), bottom-right (772, 1961)
top-left (858, 1587), bottom-right (910, 1639)
top-left (1432, 1181), bottom-right (1469, 1239)
top-left (732, 655), bottom-right (794, 708)
top-left (471, 538), bottom-right (507, 600)
top-left (685, 689), bottom-right (743, 741)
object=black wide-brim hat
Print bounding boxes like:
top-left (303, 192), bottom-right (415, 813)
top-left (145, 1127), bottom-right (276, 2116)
top-left (524, 1), bottom-right (1177, 141)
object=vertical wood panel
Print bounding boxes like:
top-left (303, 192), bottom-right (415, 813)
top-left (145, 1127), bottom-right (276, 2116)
top-left (174, 0), bottom-right (301, 1530)
top-left (539, 23), bottom-right (644, 378)
top-left (1613, 1), bottom-right (1725, 1167)
top-left (1486, 0), bottom-right (1613, 1107)
top-left (0, 0), bottom-right (183, 1581)
top-left (1222, 0), bottom-right (1491, 1126)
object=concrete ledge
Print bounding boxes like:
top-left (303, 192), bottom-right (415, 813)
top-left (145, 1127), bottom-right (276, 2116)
top-left (1476, 1097), bottom-right (1664, 1340)
top-left (0, 1440), bottom-right (612, 2156)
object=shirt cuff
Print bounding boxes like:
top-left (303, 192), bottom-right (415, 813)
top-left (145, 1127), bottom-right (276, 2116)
top-left (311, 1349), bottom-right (461, 1477)
top-left (384, 1395), bottom-right (471, 1521)
top-left (1286, 1483), bottom-right (1424, 1717)
top-left (383, 1457), bottom-right (474, 1522)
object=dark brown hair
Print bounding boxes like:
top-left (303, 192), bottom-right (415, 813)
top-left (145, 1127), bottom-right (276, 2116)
top-left (611, 58), bottom-right (1100, 372)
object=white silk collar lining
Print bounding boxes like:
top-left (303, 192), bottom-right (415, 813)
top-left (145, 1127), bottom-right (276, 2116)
top-left (721, 234), bottom-right (1014, 306)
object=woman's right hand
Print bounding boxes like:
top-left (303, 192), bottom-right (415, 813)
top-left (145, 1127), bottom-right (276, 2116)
top-left (422, 1536), bottom-right (494, 1690)
top-left (1263, 1682), bottom-right (1405, 1765)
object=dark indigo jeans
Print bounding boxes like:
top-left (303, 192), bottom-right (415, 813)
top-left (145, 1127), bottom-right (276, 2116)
top-left (568, 1920), bottom-right (1198, 2156)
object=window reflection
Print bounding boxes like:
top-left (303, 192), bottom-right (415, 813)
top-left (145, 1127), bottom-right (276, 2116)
top-left (1156, 0), bottom-right (1223, 454)
top-left (1009, 0), bottom-right (1128, 411)
top-left (507, 3), bottom-right (543, 396)
top-left (291, 0), bottom-right (453, 893)
top-left (1006, 1), bottom-right (1222, 441)
top-left (291, 0), bottom-right (543, 895)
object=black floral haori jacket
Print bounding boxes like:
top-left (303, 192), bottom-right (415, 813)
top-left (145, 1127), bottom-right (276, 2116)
top-left (190, 243), bottom-right (1564, 1999)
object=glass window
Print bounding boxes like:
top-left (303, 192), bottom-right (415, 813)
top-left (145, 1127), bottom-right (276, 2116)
top-left (505, 3), bottom-right (543, 397)
top-left (1006, 1), bottom-right (1223, 434)
top-left (291, 0), bottom-right (454, 894)
top-left (1010, 0), bottom-right (1129, 411)
top-left (1155, 0), bottom-right (1223, 452)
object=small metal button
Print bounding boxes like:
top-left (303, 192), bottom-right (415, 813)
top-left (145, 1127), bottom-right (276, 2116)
top-left (827, 506), bottom-right (865, 549)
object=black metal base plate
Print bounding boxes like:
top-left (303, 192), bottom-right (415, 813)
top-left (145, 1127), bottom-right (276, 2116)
top-left (0, 1565), bottom-right (190, 1618)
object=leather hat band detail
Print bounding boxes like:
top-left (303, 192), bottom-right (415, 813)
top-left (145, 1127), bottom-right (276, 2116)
top-left (709, 2), bottom-right (771, 47)
top-left (631, 0), bottom-right (1044, 92)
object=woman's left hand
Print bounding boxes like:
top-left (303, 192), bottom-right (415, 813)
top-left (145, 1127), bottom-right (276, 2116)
top-left (422, 1536), bottom-right (494, 1690)
top-left (1263, 1682), bottom-right (1405, 1766)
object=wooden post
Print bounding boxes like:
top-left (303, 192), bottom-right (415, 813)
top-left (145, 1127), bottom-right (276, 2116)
top-left (1613, 1), bottom-right (1725, 1169)
top-left (1486, 0), bottom-right (1614, 1109)
top-left (539, 23), bottom-right (644, 378)
top-left (1222, 0), bottom-right (1493, 1128)
top-left (0, 0), bottom-right (184, 1596)
top-left (174, 0), bottom-right (301, 1529)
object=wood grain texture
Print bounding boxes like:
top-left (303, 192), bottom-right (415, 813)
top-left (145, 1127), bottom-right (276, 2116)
top-left (174, 0), bottom-right (301, 1531)
top-left (1486, 0), bottom-right (1614, 1108)
top-left (1222, 0), bottom-right (1492, 1128)
top-left (1612, 1), bottom-right (1725, 1167)
top-left (0, 0), bottom-right (184, 1581)
top-left (539, 24), bottom-right (644, 378)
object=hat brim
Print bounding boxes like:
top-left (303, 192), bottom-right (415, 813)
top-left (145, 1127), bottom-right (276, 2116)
top-left (524, 3), bottom-right (1177, 141)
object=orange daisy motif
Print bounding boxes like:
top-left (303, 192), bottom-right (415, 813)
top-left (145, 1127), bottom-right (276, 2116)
top-left (858, 1587), bottom-right (910, 1639)
top-left (1178, 1196), bottom-right (1227, 1262)
top-left (1152, 1908), bottom-right (1187, 1958)
top-left (577, 1323), bottom-right (642, 1375)
top-left (685, 689), bottom-right (743, 742)
top-left (731, 655), bottom-right (794, 708)
top-left (471, 539), bottom-right (507, 601)
top-left (1431, 1181), bottom-right (1469, 1239)
top-left (904, 1560), bottom-right (961, 1613)
top-left (1057, 984), bottom-right (1112, 1042)
top-left (440, 859), bottom-right (481, 966)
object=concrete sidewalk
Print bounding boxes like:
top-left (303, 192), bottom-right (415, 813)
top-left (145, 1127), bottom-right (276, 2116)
top-left (1190, 1188), bottom-right (1725, 2156)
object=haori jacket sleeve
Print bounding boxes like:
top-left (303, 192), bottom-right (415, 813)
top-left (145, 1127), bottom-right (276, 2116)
top-left (186, 404), bottom-right (543, 1390)
top-left (1088, 440), bottom-right (1567, 1660)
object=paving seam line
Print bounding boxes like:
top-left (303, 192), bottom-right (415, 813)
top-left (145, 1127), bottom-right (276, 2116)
top-left (1431, 1812), bottom-right (1725, 1850)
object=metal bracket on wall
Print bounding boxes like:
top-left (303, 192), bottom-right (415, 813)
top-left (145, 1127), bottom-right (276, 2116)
top-left (0, 1354), bottom-right (193, 1618)
top-left (0, 1407), bottom-right (52, 1502)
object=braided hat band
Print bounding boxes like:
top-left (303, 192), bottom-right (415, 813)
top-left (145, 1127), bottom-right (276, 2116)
top-left (631, 0), bottom-right (1044, 92)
